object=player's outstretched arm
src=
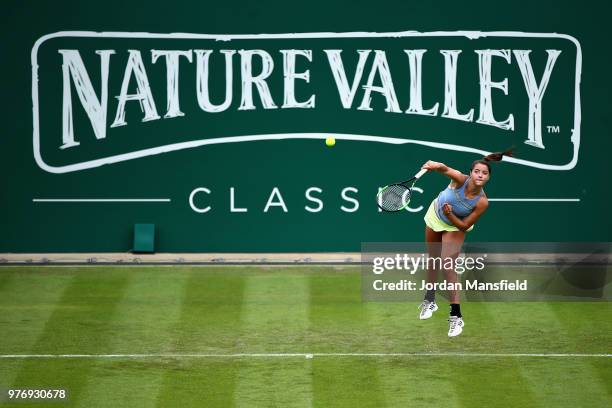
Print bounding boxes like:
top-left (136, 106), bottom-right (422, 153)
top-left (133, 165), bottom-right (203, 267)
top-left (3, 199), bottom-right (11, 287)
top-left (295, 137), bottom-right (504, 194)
top-left (421, 160), bottom-right (467, 187)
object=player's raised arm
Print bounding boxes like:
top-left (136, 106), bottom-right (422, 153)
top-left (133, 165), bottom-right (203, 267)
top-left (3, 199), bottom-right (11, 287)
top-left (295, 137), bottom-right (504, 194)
top-left (421, 160), bottom-right (467, 187)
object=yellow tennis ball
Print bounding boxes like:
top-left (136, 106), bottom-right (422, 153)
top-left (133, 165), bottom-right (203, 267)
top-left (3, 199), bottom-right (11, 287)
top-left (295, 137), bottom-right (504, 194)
top-left (325, 137), bottom-right (336, 147)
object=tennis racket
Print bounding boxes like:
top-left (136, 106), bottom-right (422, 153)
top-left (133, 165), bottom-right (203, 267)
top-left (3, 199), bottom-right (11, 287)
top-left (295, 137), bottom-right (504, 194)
top-left (377, 168), bottom-right (428, 212)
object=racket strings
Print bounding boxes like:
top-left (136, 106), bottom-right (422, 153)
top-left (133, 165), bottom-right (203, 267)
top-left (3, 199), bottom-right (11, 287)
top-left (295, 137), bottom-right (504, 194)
top-left (379, 184), bottom-right (412, 211)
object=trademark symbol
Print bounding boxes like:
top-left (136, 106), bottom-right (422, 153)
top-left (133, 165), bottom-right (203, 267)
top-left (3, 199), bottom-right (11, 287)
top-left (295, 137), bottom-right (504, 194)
top-left (546, 125), bottom-right (560, 133)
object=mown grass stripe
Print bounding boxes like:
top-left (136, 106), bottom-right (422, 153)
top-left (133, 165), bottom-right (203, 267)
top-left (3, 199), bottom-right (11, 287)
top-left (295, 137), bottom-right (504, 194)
top-left (0, 271), bottom-right (12, 291)
top-left (0, 268), bottom-right (73, 389)
top-left (0, 268), bottom-right (74, 352)
top-left (545, 302), bottom-right (611, 402)
top-left (234, 272), bottom-right (312, 408)
top-left (496, 302), bottom-right (609, 406)
top-left (308, 270), bottom-right (386, 407)
top-left (75, 269), bottom-right (188, 408)
top-left (453, 302), bottom-right (540, 408)
top-left (8, 269), bottom-right (130, 404)
top-left (154, 268), bottom-right (246, 407)
top-left (366, 300), bottom-right (461, 408)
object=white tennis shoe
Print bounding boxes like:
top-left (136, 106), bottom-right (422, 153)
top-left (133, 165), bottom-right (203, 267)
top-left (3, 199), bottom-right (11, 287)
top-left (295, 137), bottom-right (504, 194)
top-left (448, 316), bottom-right (464, 337)
top-left (418, 300), bottom-right (438, 320)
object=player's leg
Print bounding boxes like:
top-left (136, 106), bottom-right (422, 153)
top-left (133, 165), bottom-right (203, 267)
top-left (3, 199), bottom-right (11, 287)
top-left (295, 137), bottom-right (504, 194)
top-left (441, 230), bottom-right (465, 336)
top-left (425, 226), bottom-right (442, 286)
top-left (419, 226), bottom-right (442, 319)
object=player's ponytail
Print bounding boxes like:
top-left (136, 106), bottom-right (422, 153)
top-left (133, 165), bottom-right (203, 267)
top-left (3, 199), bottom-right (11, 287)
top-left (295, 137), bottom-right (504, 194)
top-left (471, 148), bottom-right (514, 173)
top-left (483, 148), bottom-right (514, 162)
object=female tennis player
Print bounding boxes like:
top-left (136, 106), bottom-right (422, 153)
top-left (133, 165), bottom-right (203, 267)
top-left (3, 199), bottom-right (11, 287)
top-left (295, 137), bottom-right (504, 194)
top-left (418, 151), bottom-right (511, 337)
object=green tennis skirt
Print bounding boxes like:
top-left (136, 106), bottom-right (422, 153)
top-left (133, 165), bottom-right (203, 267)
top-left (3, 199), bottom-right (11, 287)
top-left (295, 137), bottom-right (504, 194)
top-left (424, 199), bottom-right (474, 232)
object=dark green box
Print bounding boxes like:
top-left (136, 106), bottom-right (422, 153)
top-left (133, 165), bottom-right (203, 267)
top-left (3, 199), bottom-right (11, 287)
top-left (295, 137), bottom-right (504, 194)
top-left (133, 224), bottom-right (155, 253)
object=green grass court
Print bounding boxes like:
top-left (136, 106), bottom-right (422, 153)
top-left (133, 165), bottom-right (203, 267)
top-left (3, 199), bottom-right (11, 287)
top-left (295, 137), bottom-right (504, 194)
top-left (0, 266), bottom-right (610, 407)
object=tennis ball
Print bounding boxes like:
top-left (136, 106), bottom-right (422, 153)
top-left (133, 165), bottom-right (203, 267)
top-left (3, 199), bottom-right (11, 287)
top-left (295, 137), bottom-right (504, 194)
top-left (325, 137), bottom-right (336, 147)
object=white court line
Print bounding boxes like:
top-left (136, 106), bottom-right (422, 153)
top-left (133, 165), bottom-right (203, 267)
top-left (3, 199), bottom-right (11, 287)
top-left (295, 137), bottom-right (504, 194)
top-left (1, 353), bottom-right (609, 358)
top-left (32, 199), bottom-right (171, 202)
top-left (31, 198), bottom-right (578, 203)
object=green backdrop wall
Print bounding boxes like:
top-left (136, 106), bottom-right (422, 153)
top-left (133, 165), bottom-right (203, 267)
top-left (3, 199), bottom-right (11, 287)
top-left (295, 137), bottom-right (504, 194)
top-left (1, 0), bottom-right (609, 252)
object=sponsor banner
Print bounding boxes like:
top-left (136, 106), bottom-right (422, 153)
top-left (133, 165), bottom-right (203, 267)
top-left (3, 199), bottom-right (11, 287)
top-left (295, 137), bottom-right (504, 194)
top-left (34, 31), bottom-right (580, 173)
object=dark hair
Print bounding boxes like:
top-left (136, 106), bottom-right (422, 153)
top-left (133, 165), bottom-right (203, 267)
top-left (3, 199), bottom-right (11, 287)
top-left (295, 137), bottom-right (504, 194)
top-left (470, 148), bottom-right (514, 174)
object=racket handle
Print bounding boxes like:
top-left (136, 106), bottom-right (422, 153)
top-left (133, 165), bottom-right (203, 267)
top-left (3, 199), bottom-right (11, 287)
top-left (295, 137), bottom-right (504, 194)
top-left (415, 168), bottom-right (428, 179)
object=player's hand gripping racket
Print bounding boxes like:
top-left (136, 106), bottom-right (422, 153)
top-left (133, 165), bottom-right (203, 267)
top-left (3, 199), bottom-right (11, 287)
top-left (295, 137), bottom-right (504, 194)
top-left (376, 168), bottom-right (428, 212)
